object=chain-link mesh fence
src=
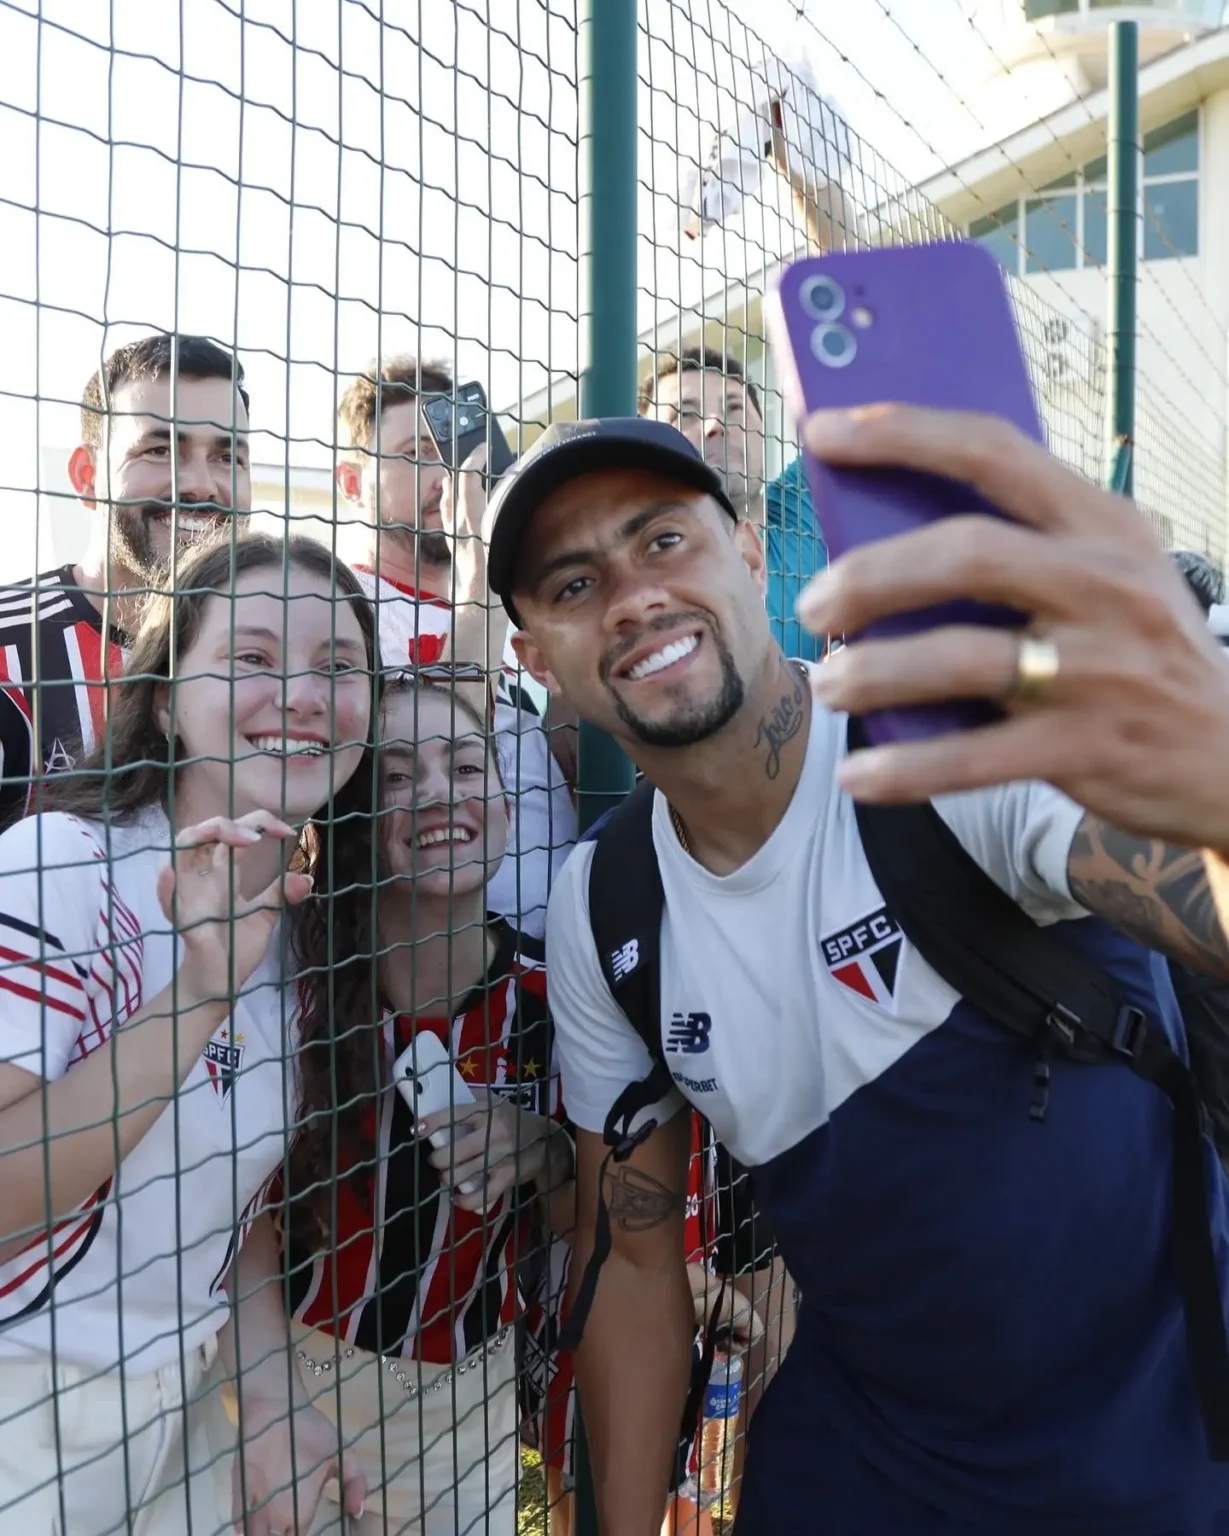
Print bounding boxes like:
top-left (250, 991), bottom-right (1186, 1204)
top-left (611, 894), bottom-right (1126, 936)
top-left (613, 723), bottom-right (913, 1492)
top-left (0, 1), bottom-right (1227, 1534)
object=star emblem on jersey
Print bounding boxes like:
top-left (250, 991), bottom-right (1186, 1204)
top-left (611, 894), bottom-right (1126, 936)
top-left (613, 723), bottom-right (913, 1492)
top-left (821, 906), bottom-right (903, 1007)
top-left (203, 1026), bottom-right (245, 1102)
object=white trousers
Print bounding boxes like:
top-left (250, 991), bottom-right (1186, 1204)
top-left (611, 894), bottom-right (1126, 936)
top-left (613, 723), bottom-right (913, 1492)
top-left (289, 1324), bottom-right (519, 1536)
top-left (0, 1337), bottom-right (229, 1536)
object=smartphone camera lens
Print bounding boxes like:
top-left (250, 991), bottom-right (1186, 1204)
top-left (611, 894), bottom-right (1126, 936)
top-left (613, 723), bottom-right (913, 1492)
top-left (811, 322), bottom-right (857, 369)
top-left (800, 275), bottom-right (844, 323)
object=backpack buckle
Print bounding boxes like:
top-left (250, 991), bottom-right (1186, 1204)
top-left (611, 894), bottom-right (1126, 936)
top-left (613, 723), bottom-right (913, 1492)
top-left (1044, 1002), bottom-right (1081, 1050)
top-left (609, 1118), bottom-right (657, 1163)
top-left (1110, 1005), bottom-right (1148, 1061)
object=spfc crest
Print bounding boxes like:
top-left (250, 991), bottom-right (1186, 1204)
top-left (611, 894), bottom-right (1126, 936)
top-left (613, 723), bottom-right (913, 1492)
top-left (821, 906), bottom-right (903, 1007)
top-left (204, 1027), bottom-right (245, 1102)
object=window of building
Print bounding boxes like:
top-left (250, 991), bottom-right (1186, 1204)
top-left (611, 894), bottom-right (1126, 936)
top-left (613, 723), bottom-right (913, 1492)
top-left (1142, 110), bottom-right (1199, 259)
top-left (969, 109), bottom-right (1198, 274)
top-left (1025, 0), bottom-right (1180, 14)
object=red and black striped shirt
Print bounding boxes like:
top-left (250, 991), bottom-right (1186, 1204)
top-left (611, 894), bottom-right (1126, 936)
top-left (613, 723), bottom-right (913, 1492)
top-left (0, 566), bottom-right (124, 827)
top-left (283, 921), bottom-right (556, 1364)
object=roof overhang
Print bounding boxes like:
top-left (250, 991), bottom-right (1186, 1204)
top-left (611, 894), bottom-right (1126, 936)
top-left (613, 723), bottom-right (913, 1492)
top-left (915, 25), bottom-right (1229, 226)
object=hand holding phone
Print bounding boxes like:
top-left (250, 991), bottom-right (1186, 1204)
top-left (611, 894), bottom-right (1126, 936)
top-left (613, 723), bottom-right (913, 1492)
top-left (766, 241), bottom-right (1044, 746)
top-left (393, 1033), bottom-right (475, 1151)
top-left (422, 382), bottom-right (515, 483)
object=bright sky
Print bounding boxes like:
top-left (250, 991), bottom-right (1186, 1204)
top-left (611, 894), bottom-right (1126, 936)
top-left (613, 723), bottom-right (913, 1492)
top-left (0, 0), bottom-right (998, 580)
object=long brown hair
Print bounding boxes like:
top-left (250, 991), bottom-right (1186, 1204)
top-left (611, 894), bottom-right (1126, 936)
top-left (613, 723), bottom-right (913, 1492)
top-left (286, 677), bottom-right (499, 1246)
top-left (50, 533), bottom-right (378, 824)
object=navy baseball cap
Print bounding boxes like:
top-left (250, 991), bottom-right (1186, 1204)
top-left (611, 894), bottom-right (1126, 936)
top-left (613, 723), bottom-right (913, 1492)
top-left (486, 416), bottom-right (738, 625)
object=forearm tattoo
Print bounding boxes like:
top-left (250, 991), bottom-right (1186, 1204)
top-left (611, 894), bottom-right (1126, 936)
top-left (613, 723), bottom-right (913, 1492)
top-left (602, 1164), bottom-right (685, 1233)
top-left (754, 662), bottom-right (807, 781)
top-left (1068, 816), bottom-right (1229, 978)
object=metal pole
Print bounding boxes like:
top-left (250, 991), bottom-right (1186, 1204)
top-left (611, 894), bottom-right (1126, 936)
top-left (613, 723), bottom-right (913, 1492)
top-left (575, 0), bottom-right (637, 837)
top-left (570, 6), bottom-right (638, 1533)
top-left (1106, 20), bottom-right (1139, 498)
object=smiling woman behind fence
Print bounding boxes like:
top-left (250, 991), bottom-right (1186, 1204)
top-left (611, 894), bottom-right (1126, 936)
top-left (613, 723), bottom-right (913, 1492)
top-left (0, 534), bottom-right (375, 1536)
top-left (233, 677), bottom-right (575, 1536)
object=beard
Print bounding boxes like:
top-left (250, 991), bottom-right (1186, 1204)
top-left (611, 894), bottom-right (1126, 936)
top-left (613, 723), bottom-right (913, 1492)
top-left (108, 501), bottom-right (232, 587)
top-left (416, 529), bottom-right (452, 566)
top-left (377, 509), bottom-right (451, 570)
top-left (108, 503), bottom-right (162, 585)
top-left (602, 611), bottom-right (745, 749)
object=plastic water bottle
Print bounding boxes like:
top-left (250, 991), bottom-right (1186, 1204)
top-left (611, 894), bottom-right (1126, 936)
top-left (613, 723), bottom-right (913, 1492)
top-left (697, 1349), bottom-right (743, 1510)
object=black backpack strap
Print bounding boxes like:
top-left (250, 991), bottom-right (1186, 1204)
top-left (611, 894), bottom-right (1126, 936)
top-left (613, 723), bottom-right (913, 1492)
top-left (560, 779), bottom-right (675, 1352)
top-left (847, 716), bottom-right (1229, 1460)
top-left (1170, 961), bottom-right (1229, 1167)
top-left (573, 786), bottom-right (767, 1464)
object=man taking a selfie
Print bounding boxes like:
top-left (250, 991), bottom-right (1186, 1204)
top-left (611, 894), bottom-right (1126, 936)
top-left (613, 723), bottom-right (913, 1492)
top-left (484, 414), bottom-right (1229, 1535)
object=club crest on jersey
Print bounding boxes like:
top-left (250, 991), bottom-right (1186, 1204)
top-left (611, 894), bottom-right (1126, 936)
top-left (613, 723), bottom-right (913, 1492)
top-left (204, 1027), bottom-right (245, 1102)
top-left (821, 907), bottom-right (903, 1007)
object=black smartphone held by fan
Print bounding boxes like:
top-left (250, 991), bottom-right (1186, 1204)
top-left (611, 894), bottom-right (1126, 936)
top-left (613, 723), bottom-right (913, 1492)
top-left (422, 381), bottom-right (516, 485)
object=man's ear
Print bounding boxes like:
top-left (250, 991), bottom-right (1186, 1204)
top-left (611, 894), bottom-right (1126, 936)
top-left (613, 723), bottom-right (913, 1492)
top-left (733, 517), bottom-right (767, 596)
top-left (511, 629), bottom-right (560, 694)
top-left (68, 445), bottom-right (98, 505)
top-left (335, 459), bottom-right (363, 506)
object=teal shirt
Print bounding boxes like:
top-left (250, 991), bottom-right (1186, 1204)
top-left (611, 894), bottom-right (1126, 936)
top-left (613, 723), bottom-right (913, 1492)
top-left (763, 456), bottom-right (827, 661)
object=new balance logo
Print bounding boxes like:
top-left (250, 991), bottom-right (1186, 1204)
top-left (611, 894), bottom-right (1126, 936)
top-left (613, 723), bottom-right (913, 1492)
top-left (666, 1011), bottom-right (712, 1054)
top-left (610, 939), bottom-right (640, 981)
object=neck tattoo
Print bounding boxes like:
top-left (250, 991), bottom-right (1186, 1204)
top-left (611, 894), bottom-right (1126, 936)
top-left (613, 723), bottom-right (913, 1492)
top-left (753, 661), bottom-right (808, 780)
top-left (668, 660), bottom-right (810, 853)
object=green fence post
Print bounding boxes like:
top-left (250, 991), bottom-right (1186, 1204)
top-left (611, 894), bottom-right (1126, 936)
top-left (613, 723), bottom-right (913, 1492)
top-left (1106, 20), bottom-right (1139, 499)
top-left (1109, 439), bottom-right (1134, 498)
top-left (571, 2), bottom-right (638, 1532)
top-left (574, 0), bottom-right (637, 838)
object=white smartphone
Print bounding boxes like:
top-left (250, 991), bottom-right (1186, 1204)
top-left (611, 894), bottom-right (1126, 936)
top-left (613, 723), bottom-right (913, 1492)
top-left (393, 1033), bottom-right (484, 1198)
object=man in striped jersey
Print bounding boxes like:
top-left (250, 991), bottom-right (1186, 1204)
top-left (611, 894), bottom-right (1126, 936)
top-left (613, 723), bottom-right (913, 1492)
top-left (0, 332), bottom-right (250, 825)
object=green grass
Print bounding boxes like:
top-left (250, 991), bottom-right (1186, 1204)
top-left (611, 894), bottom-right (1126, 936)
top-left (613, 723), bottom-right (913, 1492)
top-left (517, 1450), bottom-right (549, 1535)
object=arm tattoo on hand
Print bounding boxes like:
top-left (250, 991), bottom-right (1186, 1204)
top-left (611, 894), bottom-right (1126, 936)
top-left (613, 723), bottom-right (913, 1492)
top-left (602, 1164), bottom-right (685, 1233)
top-left (754, 662), bottom-right (807, 781)
top-left (1068, 816), bottom-right (1229, 978)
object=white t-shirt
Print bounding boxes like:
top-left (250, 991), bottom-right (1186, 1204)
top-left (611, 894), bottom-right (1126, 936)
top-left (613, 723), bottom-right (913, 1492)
top-left (360, 569), bottom-right (577, 938)
top-left (545, 709), bottom-right (1229, 1525)
top-left (0, 810), bottom-right (293, 1372)
top-left (546, 705), bottom-right (1085, 1162)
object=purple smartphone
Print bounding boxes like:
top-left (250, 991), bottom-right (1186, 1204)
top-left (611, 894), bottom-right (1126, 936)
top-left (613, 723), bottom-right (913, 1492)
top-left (766, 241), bottom-right (1044, 746)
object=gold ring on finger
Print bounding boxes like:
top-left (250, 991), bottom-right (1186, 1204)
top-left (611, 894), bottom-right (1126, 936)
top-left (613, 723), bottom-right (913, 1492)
top-left (1011, 635), bottom-right (1060, 706)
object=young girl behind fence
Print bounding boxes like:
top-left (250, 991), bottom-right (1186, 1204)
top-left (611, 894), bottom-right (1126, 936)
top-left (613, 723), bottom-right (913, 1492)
top-left (242, 676), bottom-right (574, 1535)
